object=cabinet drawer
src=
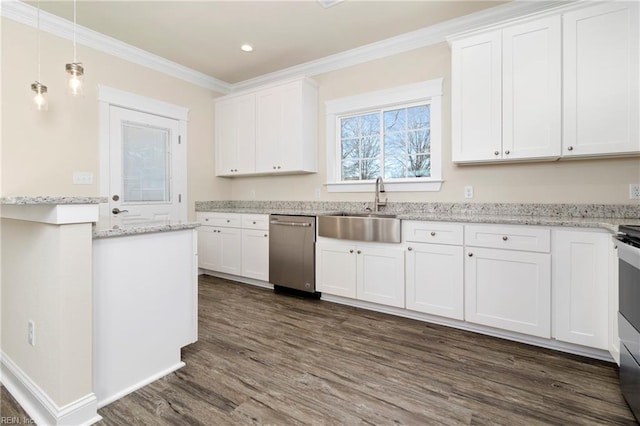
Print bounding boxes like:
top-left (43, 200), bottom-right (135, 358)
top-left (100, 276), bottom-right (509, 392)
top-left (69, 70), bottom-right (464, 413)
top-left (242, 214), bottom-right (270, 230)
top-left (403, 221), bottom-right (463, 245)
top-left (465, 224), bottom-right (550, 253)
top-left (196, 212), bottom-right (241, 228)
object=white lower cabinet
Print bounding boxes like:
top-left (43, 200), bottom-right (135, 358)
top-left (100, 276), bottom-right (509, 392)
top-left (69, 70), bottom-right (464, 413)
top-left (241, 229), bottom-right (269, 281)
top-left (552, 229), bottom-right (610, 349)
top-left (465, 247), bottom-right (551, 338)
top-left (405, 243), bottom-right (464, 320)
top-left (316, 241), bottom-right (404, 307)
top-left (196, 212), bottom-right (269, 282)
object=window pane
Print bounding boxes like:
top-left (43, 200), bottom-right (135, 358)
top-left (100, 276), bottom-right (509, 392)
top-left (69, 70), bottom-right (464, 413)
top-left (407, 129), bottom-right (430, 156)
top-left (360, 135), bottom-right (380, 159)
top-left (407, 105), bottom-right (430, 129)
top-left (407, 154), bottom-right (430, 178)
top-left (122, 122), bottom-right (170, 203)
top-left (384, 132), bottom-right (406, 158)
top-left (341, 158), bottom-right (360, 181)
top-left (341, 138), bottom-right (359, 160)
top-left (384, 155), bottom-right (407, 179)
top-left (359, 113), bottom-right (380, 136)
top-left (360, 158), bottom-right (380, 180)
top-left (341, 117), bottom-right (358, 139)
top-left (384, 108), bottom-right (406, 132)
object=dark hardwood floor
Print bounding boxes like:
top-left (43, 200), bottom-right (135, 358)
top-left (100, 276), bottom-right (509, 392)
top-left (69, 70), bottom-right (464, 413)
top-left (2, 275), bottom-right (637, 424)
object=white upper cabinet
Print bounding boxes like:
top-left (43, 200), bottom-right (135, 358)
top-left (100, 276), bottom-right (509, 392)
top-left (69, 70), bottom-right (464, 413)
top-left (215, 78), bottom-right (318, 177)
top-left (255, 79), bottom-right (318, 174)
top-left (451, 31), bottom-right (502, 162)
top-left (562, 2), bottom-right (640, 157)
top-left (215, 94), bottom-right (256, 176)
top-left (452, 16), bottom-right (561, 163)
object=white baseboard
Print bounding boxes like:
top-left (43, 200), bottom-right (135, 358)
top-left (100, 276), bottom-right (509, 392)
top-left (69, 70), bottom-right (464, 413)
top-left (97, 361), bottom-right (185, 409)
top-left (1, 352), bottom-right (102, 425)
top-left (321, 295), bottom-right (614, 363)
top-left (199, 270), bottom-right (274, 290)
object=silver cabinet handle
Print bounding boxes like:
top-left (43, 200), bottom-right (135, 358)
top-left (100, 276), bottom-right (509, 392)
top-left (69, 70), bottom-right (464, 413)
top-left (568, 146), bottom-right (574, 151)
top-left (204, 218), bottom-right (209, 221)
top-left (357, 250), bottom-right (362, 254)
top-left (349, 249), bottom-right (354, 253)
top-left (226, 219), bottom-right (231, 223)
top-left (505, 150), bottom-right (510, 155)
top-left (253, 221), bottom-right (256, 224)
top-left (430, 231), bottom-right (436, 236)
top-left (494, 151), bottom-right (499, 156)
top-left (277, 166), bottom-right (281, 169)
top-left (468, 253), bottom-right (473, 257)
top-left (269, 221), bottom-right (312, 227)
top-left (502, 236), bottom-right (508, 241)
top-left (264, 234), bottom-right (268, 237)
top-left (112, 208), bottom-right (128, 214)
top-left (408, 247), bottom-right (413, 251)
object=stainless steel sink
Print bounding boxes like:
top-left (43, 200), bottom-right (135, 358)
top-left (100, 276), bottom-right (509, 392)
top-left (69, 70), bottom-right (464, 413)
top-left (318, 213), bottom-right (401, 243)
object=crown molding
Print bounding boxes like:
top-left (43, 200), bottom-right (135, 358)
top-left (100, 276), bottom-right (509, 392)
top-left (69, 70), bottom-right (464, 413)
top-left (0, 0), bottom-right (232, 94)
top-left (230, 0), bottom-right (576, 91)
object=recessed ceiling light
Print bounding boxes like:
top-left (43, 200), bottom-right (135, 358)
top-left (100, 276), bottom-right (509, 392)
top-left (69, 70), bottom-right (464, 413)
top-left (240, 44), bottom-right (254, 52)
top-left (318, 0), bottom-right (344, 8)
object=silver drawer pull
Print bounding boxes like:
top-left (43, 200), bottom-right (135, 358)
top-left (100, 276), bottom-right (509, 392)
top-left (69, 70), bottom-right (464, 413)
top-left (349, 249), bottom-right (354, 253)
top-left (502, 236), bottom-right (508, 241)
top-left (468, 253), bottom-right (473, 257)
top-left (408, 247), bottom-right (413, 251)
top-left (430, 231), bottom-right (436, 236)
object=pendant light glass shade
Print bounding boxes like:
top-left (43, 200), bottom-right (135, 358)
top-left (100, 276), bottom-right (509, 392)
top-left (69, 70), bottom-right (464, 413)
top-left (66, 62), bottom-right (84, 96)
top-left (31, 82), bottom-right (48, 111)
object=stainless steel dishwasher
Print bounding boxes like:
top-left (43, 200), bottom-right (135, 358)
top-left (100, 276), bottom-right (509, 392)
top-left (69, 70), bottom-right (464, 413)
top-left (269, 215), bottom-right (317, 294)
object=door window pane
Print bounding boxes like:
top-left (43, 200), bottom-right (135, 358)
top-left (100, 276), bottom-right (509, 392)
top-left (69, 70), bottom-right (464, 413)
top-left (122, 122), bottom-right (171, 202)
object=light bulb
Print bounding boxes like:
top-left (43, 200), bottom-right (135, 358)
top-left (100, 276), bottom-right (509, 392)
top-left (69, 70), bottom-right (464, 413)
top-left (65, 63), bottom-right (84, 97)
top-left (68, 74), bottom-right (83, 96)
top-left (31, 82), bottom-right (48, 111)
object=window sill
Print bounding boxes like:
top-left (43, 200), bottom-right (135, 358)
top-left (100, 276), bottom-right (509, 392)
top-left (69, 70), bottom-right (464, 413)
top-left (326, 180), bottom-right (443, 193)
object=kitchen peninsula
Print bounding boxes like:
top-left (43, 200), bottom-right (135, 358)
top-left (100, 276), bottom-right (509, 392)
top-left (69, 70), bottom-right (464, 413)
top-left (0, 197), bottom-right (199, 426)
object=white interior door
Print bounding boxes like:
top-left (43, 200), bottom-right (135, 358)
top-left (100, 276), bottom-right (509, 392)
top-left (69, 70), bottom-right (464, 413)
top-left (109, 106), bottom-right (185, 221)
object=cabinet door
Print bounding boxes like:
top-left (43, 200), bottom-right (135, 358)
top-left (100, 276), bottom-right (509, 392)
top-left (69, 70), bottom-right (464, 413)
top-left (563, 2), bottom-right (640, 157)
top-left (241, 229), bottom-right (269, 281)
top-left (255, 82), bottom-right (303, 173)
top-left (465, 247), bottom-right (551, 338)
top-left (357, 246), bottom-right (405, 308)
top-left (502, 16), bottom-right (561, 160)
top-left (218, 227), bottom-right (242, 276)
top-left (316, 242), bottom-right (357, 298)
top-left (406, 243), bottom-right (464, 320)
top-left (197, 226), bottom-right (220, 270)
top-left (215, 94), bottom-right (256, 176)
top-left (451, 31), bottom-right (502, 163)
top-left (552, 230), bottom-right (609, 349)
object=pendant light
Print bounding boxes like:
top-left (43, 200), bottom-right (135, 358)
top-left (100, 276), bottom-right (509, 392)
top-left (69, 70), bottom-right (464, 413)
top-left (65, 0), bottom-right (84, 96)
top-left (31, 0), bottom-right (48, 111)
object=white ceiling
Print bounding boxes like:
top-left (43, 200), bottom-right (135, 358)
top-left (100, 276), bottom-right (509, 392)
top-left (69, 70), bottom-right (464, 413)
top-left (28, 0), bottom-right (508, 84)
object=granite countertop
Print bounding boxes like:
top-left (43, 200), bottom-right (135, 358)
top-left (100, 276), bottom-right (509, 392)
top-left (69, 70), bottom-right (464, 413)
top-left (195, 201), bottom-right (640, 234)
top-left (93, 217), bottom-right (200, 239)
top-left (0, 196), bottom-right (107, 205)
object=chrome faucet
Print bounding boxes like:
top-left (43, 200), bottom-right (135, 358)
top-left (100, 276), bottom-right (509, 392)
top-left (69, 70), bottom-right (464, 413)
top-left (374, 176), bottom-right (387, 212)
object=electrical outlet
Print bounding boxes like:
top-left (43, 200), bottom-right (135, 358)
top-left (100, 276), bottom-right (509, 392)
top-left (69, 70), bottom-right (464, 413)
top-left (73, 172), bottom-right (93, 185)
top-left (464, 186), bottom-right (474, 199)
top-left (630, 184), bottom-right (640, 200)
top-left (314, 187), bottom-right (321, 199)
top-left (249, 190), bottom-right (256, 200)
top-left (28, 320), bottom-right (35, 346)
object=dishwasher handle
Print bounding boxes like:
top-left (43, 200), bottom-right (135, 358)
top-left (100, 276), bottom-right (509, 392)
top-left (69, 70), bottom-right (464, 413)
top-left (270, 220), bottom-right (313, 227)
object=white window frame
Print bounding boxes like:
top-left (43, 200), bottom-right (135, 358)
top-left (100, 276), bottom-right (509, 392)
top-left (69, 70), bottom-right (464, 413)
top-left (325, 79), bottom-right (443, 193)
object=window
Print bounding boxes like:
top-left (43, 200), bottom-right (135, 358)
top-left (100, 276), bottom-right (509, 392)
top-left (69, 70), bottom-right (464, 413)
top-left (326, 79), bottom-right (442, 192)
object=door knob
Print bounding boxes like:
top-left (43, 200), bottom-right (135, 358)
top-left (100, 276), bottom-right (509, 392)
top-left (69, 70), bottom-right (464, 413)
top-left (112, 194), bottom-right (120, 201)
top-left (112, 208), bottom-right (128, 215)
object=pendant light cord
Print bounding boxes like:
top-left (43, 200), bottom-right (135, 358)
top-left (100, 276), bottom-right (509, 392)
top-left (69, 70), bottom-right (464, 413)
top-left (36, 0), bottom-right (41, 81)
top-left (73, 0), bottom-right (77, 63)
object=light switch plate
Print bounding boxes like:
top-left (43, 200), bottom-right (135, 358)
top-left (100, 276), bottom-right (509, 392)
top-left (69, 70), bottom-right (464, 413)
top-left (73, 172), bottom-right (93, 185)
top-left (630, 184), bottom-right (640, 200)
top-left (464, 186), bottom-right (474, 199)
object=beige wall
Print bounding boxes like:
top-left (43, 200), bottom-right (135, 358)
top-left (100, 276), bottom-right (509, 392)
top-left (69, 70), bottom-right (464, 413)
top-left (0, 18), bottom-right (231, 218)
top-left (229, 42), bottom-right (640, 204)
